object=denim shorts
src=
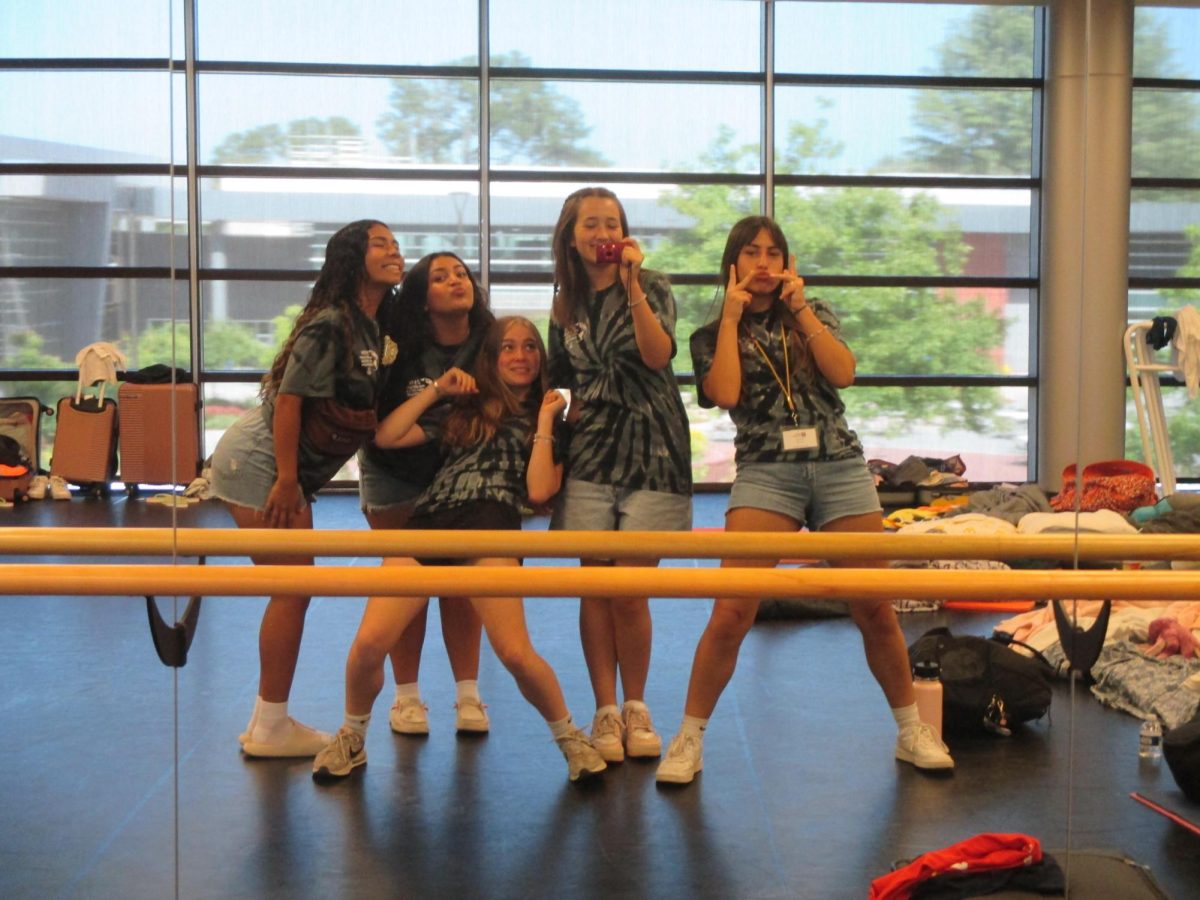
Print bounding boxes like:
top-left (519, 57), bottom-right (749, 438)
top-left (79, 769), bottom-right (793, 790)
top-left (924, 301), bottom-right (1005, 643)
top-left (551, 478), bottom-right (692, 532)
top-left (357, 450), bottom-right (422, 515)
top-left (728, 457), bottom-right (881, 531)
top-left (210, 407), bottom-right (314, 513)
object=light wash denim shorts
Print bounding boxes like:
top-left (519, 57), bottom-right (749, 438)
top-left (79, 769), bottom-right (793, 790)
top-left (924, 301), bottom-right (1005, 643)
top-left (550, 478), bottom-right (693, 532)
top-left (728, 457), bottom-right (881, 530)
top-left (357, 450), bottom-right (422, 515)
top-left (209, 407), bottom-right (312, 513)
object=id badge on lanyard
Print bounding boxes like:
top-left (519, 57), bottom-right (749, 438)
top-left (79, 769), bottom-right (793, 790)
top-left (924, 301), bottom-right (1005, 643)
top-left (781, 426), bottom-right (818, 451)
top-left (751, 321), bottom-right (821, 453)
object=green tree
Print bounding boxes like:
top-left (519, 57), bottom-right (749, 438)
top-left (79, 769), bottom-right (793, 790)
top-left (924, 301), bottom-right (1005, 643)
top-left (212, 116), bottom-right (363, 164)
top-left (376, 51), bottom-right (607, 166)
top-left (899, 7), bottom-right (1200, 178)
top-left (135, 320), bottom-right (275, 370)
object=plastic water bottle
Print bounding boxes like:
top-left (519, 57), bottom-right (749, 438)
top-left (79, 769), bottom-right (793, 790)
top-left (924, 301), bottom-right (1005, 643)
top-left (912, 660), bottom-right (943, 739)
top-left (1138, 717), bottom-right (1163, 760)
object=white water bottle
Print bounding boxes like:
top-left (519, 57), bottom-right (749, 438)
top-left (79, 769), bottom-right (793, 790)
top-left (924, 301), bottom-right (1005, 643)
top-left (1138, 716), bottom-right (1163, 760)
top-left (913, 660), bottom-right (943, 739)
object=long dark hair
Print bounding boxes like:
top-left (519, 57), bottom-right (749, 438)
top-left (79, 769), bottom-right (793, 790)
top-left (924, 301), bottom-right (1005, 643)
top-left (550, 187), bottom-right (630, 328)
top-left (442, 316), bottom-right (548, 449)
top-left (385, 251), bottom-right (494, 361)
top-left (262, 219), bottom-right (387, 398)
top-left (715, 215), bottom-right (814, 371)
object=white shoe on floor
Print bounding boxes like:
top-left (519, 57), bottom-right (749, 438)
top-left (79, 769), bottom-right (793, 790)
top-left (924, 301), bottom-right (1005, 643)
top-left (623, 702), bottom-right (662, 758)
top-left (27, 475), bottom-right (49, 500)
top-left (389, 696), bottom-right (430, 735)
top-left (895, 723), bottom-right (955, 771)
top-left (242, 718), bottom-right (332, 758)
top-left (556, 728), bottom-right (607, 783)
top-left (49, 475), bottom-right (71, 500)
top-left (455, 698), bottom-right (490, 734)
top-left (590, 708), bottom-right (625, 763)
top-left (656, 732), bottom-right (703, 785)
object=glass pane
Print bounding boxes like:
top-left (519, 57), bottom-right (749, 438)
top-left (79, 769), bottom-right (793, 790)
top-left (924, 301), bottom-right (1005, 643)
top-left (689, 403), bottom-right (737, 484)
top-left (853, 385), bottom-right (1030, 484)
top-left (818, 286), bottom-right (1027, 378)
top-left (773, 186), bottom-right (1032, 279)
top-left (202, 280), bottom-right (309, 372)
top-left (1129, 189), bottom-right (1200, 280)
top-left (0, 175), bottom-right (187, 268)
top-left (484, 282), bottom-right (553, 329)
top-left (1131, 89), bottom-right (1200, 179)
top-left (489, 0), bottom-right (760, 72)
top-left (489, 182), bottom-right (759, 276)
top-left (1134, 7), bottom-right (1200, 80)
top-left (776, 86), bottom-right (1035, 177)
top-left (196, 0), bottom-right (477, 65)
top-left (198, 179), bottom-right (479, 270)
top-left (1126, 385), bottom-right (1200, 483)
top-left (0, 0), bottom-right (175, 59)
top-left (489, 81), bottom-right (760, 172)
top-left (199, 75), bottom-right (480, 168)
top-left (0, 72), bottom-right (173, 163)
top-left (0, 277), bottom-right (186, 369)
top-left (776, 3), bottom-right (1036, 78)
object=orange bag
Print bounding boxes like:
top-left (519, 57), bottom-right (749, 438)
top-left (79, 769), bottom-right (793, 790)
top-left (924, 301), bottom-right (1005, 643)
top-left (1050, 460), bottom-right (1157, 513)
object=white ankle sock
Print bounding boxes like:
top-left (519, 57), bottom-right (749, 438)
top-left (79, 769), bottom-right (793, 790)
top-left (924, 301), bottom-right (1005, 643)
top-left (681, 715), bottom-right (708, 738)
top-left (395, 682), bottom-right (421, 703)
top-left (548, 716), bottom-right (575, 740)
top-left (252, 699), bottom-right (289, 741)
top-left (595, 704), bottom-right (620, 718)
top-left (344, 712), bottom-right (371, 738)
top-left (456, 679), bottom-right (481, 703)
top-left (623, 699), bottom-right (648, 714)
top-left (892, 703), bottom-right (921, 731)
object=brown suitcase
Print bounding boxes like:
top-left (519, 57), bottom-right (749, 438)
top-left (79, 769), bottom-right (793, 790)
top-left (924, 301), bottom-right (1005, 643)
top-left (118, 382), bottom-right (202, 488)
top-left (0, 396), bottom-right (51, 502)
top-left (51, 395), bottom-right (118, 487)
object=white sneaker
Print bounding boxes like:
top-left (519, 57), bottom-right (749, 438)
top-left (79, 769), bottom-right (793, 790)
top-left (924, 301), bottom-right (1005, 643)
top-left (312, 726), bottom-right (367, 780)
top-left (590, 708), bottom-right (625, 763)
top-left (623, 703), bottom-right (662, 758)
top-left (27, 475), bottom-right (49, 500)
top-left (556, 728), bottom-right (607, 783)
top-left (455, 698), bottom-right (490, 733)
top-left (895, 723), bottom-right (955, 771)
top-left (49, 475), bottom-right (71, 500)
top-left (389, 696), bottom-right (430, 735)
top-left (656, 732), bottom-right (704, 785)
top-left (242, 717), bottom-right (332, 758)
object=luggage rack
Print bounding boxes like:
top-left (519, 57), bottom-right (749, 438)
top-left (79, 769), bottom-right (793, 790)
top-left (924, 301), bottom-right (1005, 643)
top-left (1124, 320), bottom-right (1185, 495)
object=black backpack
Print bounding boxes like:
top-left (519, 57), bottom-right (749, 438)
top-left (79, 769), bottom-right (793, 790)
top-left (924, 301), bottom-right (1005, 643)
top-left (908, 627), bottom-right (1054, 736)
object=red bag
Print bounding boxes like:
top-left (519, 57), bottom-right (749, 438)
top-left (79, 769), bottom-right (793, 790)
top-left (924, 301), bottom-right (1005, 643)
top-left (301, 397), bottom-right (377, 459)
top-left (1049, 460), bottom-right (1157, 513)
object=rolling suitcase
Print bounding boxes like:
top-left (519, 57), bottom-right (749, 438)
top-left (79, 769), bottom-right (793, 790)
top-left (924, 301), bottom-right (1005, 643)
top-left (0, 396), bottom-right (51, 502)
top-left (118, 379), bottom-right (202, 489)
top-left (51, 388), bottom-right (118, 491)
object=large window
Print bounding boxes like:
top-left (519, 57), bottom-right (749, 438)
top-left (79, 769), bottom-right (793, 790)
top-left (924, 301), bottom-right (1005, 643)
top-left (1, 1), bottom-right (1044, 486)
top-left (1128, 6), bottom-right (1200, 484)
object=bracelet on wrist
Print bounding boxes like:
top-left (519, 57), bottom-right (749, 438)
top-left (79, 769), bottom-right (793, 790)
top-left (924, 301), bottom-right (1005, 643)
top-left (532, 433), bottom-right (555, 445)
top-left (628, 297), bottom-right (646, 310)
top-left (805, 325), bottom-right (830, 341)
top-left (431, 381), bottom-right (442, 397)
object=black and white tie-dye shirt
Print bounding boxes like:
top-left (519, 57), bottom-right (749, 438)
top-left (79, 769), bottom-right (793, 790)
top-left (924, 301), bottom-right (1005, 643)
top-left (547, 271), bottom-right (692, 496)
top-left (265, 304), bottom-right (383, 493)
top-left (690, 299), bottom-right (864, 465)
top-left (413, 411), bottom-right (565, 517)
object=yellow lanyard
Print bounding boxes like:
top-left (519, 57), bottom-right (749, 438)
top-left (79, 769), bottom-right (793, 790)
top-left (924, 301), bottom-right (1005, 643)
top-left (749, 322), bottom-right (800, 427)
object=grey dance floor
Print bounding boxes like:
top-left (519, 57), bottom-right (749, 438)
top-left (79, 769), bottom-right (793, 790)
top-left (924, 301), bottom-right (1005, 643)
top-left (2, 491), bottom-right (1198, 899)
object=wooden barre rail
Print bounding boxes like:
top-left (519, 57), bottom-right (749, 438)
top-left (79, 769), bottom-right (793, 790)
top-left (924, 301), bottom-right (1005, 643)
top-left (3, 527), bottom-right (1200, 561)
top-left (2, 564), bottom-right (1199, 601)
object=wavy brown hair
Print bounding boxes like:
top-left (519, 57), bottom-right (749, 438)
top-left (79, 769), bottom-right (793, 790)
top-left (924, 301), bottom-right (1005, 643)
top-left (550, 187), bottom-right (629, 328)
top-left (442, 316), bottom-right (548, 449)
top-left (716, 215), bottom-right (816, 375)
top-left (262, 219), bottom-right (388, 398)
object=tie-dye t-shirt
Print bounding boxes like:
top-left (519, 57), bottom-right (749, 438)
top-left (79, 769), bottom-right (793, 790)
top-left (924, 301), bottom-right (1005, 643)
top-left (547, 271), bottom-right (692, 496)
top-left (689, 299), bottom-right (863, 465)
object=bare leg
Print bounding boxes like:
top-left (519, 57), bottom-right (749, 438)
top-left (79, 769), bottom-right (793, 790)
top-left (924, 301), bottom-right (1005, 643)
top-left (823, 511), bottom-right (914, 709)
top-left (681, 507), bottom-right (793, 718)
top-left (364, 506), bottom-right (432, 687)
top-left (227, 502), bottom-right (315, 703)
top-left (610, 558), bottom-right (656, 704)
top-left (470, 558), bottom-right (569, 722)
top-left (579, 559), bottom-right (619, 708)
top-left (438, 596), bottom-right (483, 682)
top-left (344, 558), bottom-right (431, 716)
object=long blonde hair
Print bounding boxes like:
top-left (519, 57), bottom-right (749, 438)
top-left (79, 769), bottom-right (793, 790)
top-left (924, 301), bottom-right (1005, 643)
top-left (442, 316), bottom-right (548, 448)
